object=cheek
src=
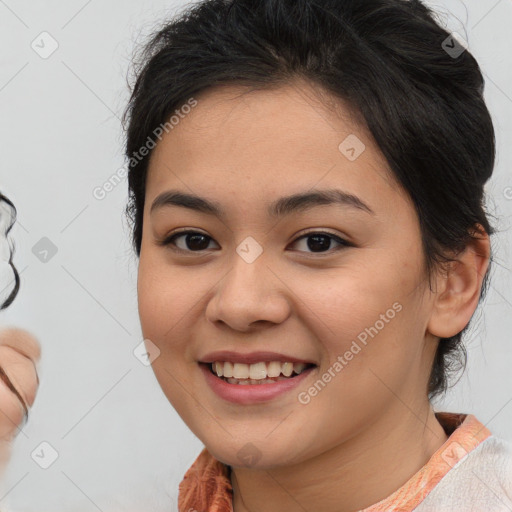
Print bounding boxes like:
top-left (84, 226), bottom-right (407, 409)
top-left (292, 259), bottom-right (423, 381)
top-left (286, 268), bottom-right (422, 439)
top-left (137, 252), bottom-right (196, 339)
top-left (137, 254), bottom-right (202, 415)
top-left (296, 265), bottom-right (400, 338)
top-left (136, 251), bottom-right (214, 407)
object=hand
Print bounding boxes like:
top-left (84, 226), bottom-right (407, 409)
top-left (0, 327), bottom-right (40, 441)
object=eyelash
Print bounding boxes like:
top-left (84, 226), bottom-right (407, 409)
top-left (158, 229), bottom-right (352, 255)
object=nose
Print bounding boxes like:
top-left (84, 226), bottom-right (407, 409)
top-left (205, 254), bottom-right (291, 332)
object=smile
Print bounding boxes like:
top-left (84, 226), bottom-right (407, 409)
top-left (199, 361), bottom-right (317, 404)
top-left (210, 361), bottom-right (314, 384)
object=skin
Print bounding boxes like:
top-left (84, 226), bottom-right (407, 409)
top-left (0, 327), bottom-right (40, 474)
top-left (137, 81), bottom-right (490, 512)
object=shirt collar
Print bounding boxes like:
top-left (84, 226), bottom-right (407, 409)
top-left (178, 412), bottom-right (492, 512)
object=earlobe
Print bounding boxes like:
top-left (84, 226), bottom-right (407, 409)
top-left (427, 226), bottom-right (491, 339)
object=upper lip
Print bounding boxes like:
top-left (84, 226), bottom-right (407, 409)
top-left (199, 351), bottom-right (316, 365)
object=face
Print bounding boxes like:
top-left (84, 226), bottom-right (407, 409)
top-left (137, 82), bottom-right (438, 469)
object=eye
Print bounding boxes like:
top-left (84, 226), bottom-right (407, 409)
top-left (288, 231), bottom-right (351, 254)
top-left (158, 230), bottom-right (218, 253)
top-left (158, 229), bottom-right (351, 255)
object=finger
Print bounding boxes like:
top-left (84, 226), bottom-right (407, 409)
top-left (0, 327), bottom-right (41, 392)
top-left (0, 370), bottom-right (27, 440)
top-left (0, 346), bottom-right (39, 409)
top-left (0, 327), bottom-right (41, 364)
top-left (0, 365), bottom-right (28, 420)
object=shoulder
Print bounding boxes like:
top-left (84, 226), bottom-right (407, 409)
top-left (474, 436), bottom-right (512, 494)
top-left (416, 435), bottom-right (512, 511)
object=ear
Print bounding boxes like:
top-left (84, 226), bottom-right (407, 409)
top-left (427, 226), bottom-right (490, 339)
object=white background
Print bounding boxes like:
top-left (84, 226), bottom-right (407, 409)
top-left (0, 0), bottom-right (511, 510)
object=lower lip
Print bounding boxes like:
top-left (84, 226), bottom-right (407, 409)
top-left (199, 363), bottom-right (316, 404)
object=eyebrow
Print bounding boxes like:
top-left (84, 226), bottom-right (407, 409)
top-left (150, 188), bottom-right (375, 218)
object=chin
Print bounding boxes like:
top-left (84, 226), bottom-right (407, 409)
top-left (204, 435), bottom-right (311, 470)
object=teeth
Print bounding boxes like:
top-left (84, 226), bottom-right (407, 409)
top-left (249, 362), bottom-right (267, 380)
top-left (294, 363), bottom-right (306, 374)
top-left (214, 361), bottom-right (223, 377)
top-left (267, 361), bottom-right (281, 378)
top-left (282, 362), bottom-right (293, 377)
top-left (211, 361), bottom-right (311, 380)
top-left (223, 361), bottom-right (234, 378)
top-left (233, 363), bottom-right (248, 379)
top-left (226, 376), bottom-right (291, 385)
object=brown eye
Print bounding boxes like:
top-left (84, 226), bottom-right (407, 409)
top-left (158, 230), bottom-right (351, 255)
top-left (289, 232), bottom-right (351, 254)
top-left (160, 230), bottom-right (218, 253)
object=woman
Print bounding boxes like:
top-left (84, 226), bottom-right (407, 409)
top-left (122, 0), bottom-right (512, 510)
top-left (1, 0), bottom-right (511, 510)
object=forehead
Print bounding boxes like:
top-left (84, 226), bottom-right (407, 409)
top-left (151, 81), bottom-right (379, 162)
top-left (145, 81), bottom-right (404, 215)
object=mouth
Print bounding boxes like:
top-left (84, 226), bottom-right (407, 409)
top-left (201, 360), bottom-right (317, 385)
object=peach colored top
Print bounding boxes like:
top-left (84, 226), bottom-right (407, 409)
top-left (178, 412), bottom-right (512, 511)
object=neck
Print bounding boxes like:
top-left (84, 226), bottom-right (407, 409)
top-left (231, 403), bottom-right (449, 512)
